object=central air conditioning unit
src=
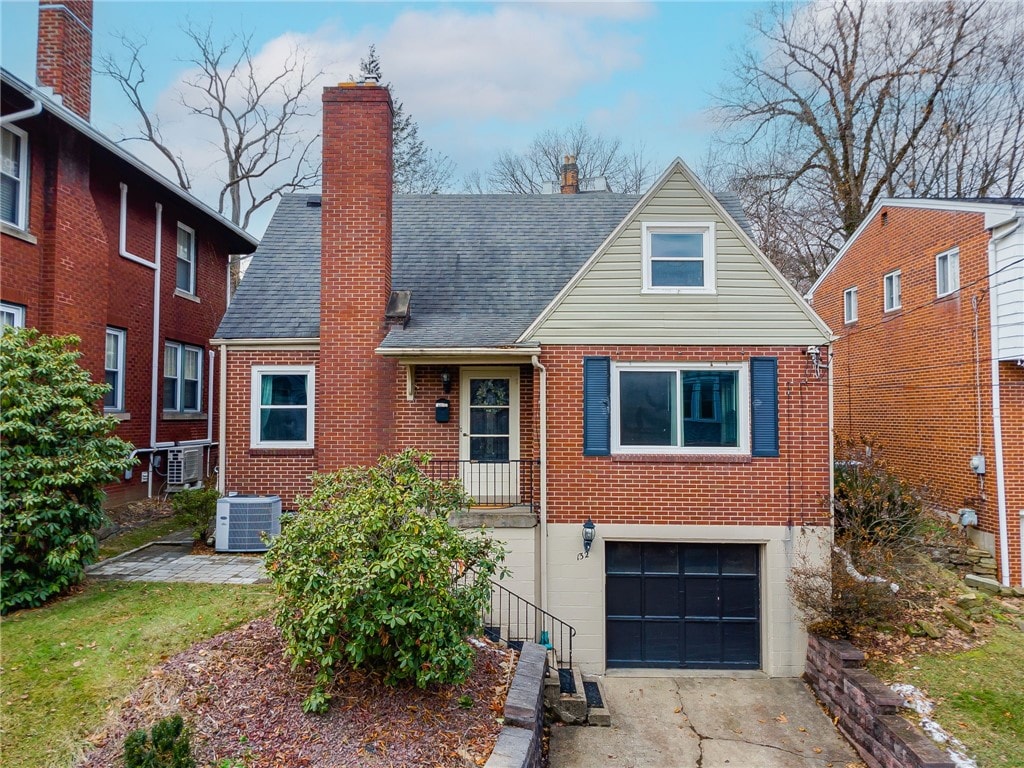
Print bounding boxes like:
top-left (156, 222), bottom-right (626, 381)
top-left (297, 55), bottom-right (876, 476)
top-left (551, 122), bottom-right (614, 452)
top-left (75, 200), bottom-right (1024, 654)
top-left (166, 446), bottom-right (202, 487)
top-left (215, 495), bottom-right (282, 553)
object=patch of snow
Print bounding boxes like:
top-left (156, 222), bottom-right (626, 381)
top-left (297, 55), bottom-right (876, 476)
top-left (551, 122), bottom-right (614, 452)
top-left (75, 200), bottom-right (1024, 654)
top-left (468, 637), bottom-right (489, 650)
top-left (890, 683), bottom-right (977, 768)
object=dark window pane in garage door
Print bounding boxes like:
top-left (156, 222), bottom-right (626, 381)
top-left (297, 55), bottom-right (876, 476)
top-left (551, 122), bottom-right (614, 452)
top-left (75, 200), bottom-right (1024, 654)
top-left (644, 543), bottom-right (678, 573)
top-left (683, 577), bottom-right (719, 617)
top-left (607, 541), bottom-right (642, 573)
top-left (645, 621), bottom-right (680, 663)
top-left (644, 577), bottom-right (680, 617)
top-left (683, 546), bottom-right (718, 574)
top-left (607, 575), bottom-right (641, 616)
top-left (722, 623), bottom-right (758, 663)
top-left (684, 621), bottom-right (720, 663)
top-left (607, 620), bottom-right (642, 663)
top-left (721, 578), bottom-right (758, 618)
top-left (721, 546), bottom-right (758, 574)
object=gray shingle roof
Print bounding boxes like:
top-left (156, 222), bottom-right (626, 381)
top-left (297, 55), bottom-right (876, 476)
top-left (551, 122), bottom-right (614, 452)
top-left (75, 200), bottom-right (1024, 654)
top-left (216, 190), bottom-right (755, 346)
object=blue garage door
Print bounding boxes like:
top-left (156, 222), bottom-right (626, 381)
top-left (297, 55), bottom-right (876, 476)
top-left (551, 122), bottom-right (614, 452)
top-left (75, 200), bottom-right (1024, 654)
top-left (606, 542), bottom-right (760, 669)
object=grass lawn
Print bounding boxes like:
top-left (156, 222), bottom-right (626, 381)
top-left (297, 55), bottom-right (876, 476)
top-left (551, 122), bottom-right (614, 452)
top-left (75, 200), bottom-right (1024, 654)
top-left (97, 512), bottom-right (194, 560)
top-left (871, 625), bottom-right (1024, 766)
top-left (0, 580), bottom-right (276, 768)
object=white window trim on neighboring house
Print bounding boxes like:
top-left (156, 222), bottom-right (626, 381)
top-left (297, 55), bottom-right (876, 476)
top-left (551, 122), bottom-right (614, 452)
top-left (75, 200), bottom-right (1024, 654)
top-left (641, 221), bottom-right (717, 294)
top-left (1, 301), bottom-right (26, 327)
top-left (176, 222), bottom-right (197, 295)
top-left (843, 287), bottom-right (858, 324)
top-left (250, 364), bottom-right (315, 449)
top-left (610, 361), bottom-right (749, 455)
top-left (164, 341), bottom-right (203, 413)
top-left (104, 327), bottom-right (126, 412)
top-left (884, 269), bottom-right (902, 312)
top-left (936, 247), bottom-right (960, 297)
top-left (1, 124), bottom-right (29, 230)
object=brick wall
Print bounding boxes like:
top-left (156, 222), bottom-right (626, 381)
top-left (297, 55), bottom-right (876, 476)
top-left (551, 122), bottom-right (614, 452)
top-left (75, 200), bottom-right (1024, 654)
top-left (1000, 362), bottom-right (1023, 582)
top-left (810, 206), bottom-right (1022, 583)
top-left (37, 1), bottom-right (93, 121)
top-left (542, 345), bottom-right (830, 526)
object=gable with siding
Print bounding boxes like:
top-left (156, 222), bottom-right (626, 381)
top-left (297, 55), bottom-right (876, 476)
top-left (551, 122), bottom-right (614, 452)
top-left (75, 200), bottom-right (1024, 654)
top-left (524, 160), bottom-right (831, 346)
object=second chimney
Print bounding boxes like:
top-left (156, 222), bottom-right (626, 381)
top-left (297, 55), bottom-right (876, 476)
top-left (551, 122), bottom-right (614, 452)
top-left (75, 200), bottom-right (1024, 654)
top-left (560, 154), bottom-right (579, 194)
top-left (37, 1), bottom-right (94, 121)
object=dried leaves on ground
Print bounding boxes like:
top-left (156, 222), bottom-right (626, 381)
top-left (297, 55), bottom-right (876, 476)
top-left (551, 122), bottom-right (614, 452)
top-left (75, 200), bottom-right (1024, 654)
top-left (77, 618), bottom-right (516, 767)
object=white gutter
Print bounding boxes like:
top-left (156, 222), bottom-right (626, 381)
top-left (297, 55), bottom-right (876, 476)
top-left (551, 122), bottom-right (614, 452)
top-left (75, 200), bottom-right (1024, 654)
top-left (987, 214), bottom-right (1022, 586)
top-left (218, 343), bottom-right (228, 495)
top-left (376, 346), bottom-right (542, 358)
top-left (531, 354), bottom-right (549, 611)
top-left (207, 349), bottom-right (215, 443)
top-left (0, 99), bottom-right (43, 125)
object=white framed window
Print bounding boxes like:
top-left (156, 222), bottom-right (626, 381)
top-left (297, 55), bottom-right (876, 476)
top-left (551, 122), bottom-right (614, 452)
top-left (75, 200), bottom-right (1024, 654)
top-left (2, 125), bottom-right (29, 230)
top-left (176, 223), bottom-right (196, 294)
top-left (641, 221), bottom-right (716, 294)
top-left (251, 365), bottom-right (315, 448)
top-left (883, 270), bottom-right (901, 312)
top-left (163, 341), bottom-right (202, 412)
top-left (104, 328), bottom-right (126, 411)
top-left (610, 362), bottom-right (748, 455)
top-left (843, 287), bottom-right (858, 324)
top-left (936, 247), bottom-right (960, 297)
top-left (1, 301), bottom-right (25, 328)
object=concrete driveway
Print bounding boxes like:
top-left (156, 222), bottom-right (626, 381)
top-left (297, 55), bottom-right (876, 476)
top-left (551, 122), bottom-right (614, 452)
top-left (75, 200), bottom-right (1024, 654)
top-left (549, 676), bottom-right (862, 768)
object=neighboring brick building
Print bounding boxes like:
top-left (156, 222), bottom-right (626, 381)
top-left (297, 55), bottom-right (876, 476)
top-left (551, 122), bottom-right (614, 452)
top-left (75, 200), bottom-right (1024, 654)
top-left (1, 1), bottom-right (257, 505)
top-left (807, 200), bottom-right (1024, 587)
top-left (215, 79), bottom-right (834, 676)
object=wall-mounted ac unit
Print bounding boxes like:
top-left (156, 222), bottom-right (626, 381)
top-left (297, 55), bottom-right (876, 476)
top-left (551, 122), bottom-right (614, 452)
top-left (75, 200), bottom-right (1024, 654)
top-left (215, 495), bottom-right (282, 553)
top-left (167, 446), bottom-right (202, 487)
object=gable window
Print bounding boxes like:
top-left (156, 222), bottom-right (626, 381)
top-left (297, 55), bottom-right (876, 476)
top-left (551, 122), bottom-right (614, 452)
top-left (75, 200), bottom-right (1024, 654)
top-left (1, 301), bottom-right (25, 328)
top-left (936, 247), bottom-right (960, 297)
top-left (610, 362), bottom-right (748, 454)
top-left (251, 365), bottom-right (315, 448)
top-left (843, 287), bottom-right (858, 324)
top-left (1, 125), bottom-right (29, 229)
top-left (104, 327), bottom-right (126, 411)
top-left (883, 270), bottom-right (901, 312)
top-left (642, 221), bottom-right (716, 294)
top-left (176, 223), bottom-right (196, 294)
top-left (164, 341), bottom-right (202, 412)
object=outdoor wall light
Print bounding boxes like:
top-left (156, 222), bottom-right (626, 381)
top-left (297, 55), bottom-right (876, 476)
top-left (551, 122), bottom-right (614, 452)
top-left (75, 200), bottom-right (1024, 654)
top-left (582, 517), bottom-right (596, 558)
top-left (441, 369), bottom-right (452, 394)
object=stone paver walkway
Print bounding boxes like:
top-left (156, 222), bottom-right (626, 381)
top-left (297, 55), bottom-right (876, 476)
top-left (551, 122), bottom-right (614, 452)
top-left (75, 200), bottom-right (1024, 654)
top-left (87, 538), bottom-right (267, 584)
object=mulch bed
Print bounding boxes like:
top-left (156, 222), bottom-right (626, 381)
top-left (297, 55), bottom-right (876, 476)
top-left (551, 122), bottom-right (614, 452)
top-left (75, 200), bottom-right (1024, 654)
top-left (77, 619), bottom-right (517, 767)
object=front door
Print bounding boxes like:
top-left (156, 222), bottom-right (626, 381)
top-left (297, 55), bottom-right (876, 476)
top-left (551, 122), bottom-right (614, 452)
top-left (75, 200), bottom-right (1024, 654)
top-left (459, 368), bottom-right (520, 505)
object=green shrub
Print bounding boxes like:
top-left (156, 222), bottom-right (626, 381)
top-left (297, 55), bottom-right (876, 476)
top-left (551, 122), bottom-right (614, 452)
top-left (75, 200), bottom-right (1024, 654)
top-left (123, 714), bottom-right (195, 768)
top-left (267, 450), bottom-right (505, 713)
top-left (170, 486), bottom-right (220, 541)
top-left (1, 328), bottom-right (135, 613)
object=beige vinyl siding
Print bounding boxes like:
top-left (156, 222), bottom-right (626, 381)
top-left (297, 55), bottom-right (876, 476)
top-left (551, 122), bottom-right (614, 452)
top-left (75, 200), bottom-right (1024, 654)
top-left (528, 168), bottom-right (830, 345)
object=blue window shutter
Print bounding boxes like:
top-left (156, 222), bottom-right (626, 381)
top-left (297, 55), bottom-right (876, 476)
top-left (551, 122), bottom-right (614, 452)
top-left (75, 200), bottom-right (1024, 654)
top-left (583, 357), bottom-right (611, 456)
top-left (751, 357), bottom-right (779, 457)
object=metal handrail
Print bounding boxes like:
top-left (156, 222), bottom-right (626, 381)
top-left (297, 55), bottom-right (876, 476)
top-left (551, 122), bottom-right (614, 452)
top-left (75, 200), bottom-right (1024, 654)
top-left (424, 458), bottom-right (540, 511)
top-left (483, 578), bottom-right (575, 672)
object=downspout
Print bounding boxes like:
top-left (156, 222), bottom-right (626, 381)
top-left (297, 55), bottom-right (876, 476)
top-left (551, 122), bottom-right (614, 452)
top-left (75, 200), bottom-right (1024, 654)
top-left (987, 215), bottom-right (1022, 586)
top-left (531, 354), bottom-right (548, 612)
top-left (207, 348), bottom-right (216, 479)
top-left (0, 100), bottom-right (43, 125)
top-left (218, 343), bottom-right (228, 495)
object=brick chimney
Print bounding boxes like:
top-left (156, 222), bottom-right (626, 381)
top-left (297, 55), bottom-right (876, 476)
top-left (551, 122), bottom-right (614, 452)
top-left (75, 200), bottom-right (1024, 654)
top-left (318, 81), bottom-right (395, 470)
top-left (37, 1), bottom-right (94, 121)
top-left (560, 154), bottom-right (579, 194)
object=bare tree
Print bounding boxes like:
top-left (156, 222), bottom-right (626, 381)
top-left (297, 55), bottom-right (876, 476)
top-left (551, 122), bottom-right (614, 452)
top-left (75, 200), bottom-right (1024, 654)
top-left (484, 122), bottom-right (653, 194)
top-left (99, 25), bottom-right (323, 232)
top-left (713, 0), bottom-right (1024, 288)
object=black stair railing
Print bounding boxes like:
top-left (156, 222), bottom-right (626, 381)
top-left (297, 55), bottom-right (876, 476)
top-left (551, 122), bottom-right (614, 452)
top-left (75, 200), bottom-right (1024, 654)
top-left (482, 579), bottom-right (575, 673)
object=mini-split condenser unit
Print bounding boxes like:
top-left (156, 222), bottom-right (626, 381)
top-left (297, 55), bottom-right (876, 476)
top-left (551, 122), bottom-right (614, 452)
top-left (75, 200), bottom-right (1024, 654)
top-left (215, 495), bottom-right (282, 553)
top-left (166, 446), bottom-right (202, 487)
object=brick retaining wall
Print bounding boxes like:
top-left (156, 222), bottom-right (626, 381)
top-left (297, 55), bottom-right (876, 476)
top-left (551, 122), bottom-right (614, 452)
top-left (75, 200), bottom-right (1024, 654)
top-left (805, 634), bottom-right (954, 768)
top-left (486, 642), bottom-right (547, 768)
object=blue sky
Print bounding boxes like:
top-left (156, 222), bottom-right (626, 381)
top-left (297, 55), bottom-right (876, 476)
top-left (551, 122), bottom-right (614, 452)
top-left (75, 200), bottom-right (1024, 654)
top-left (1, 1), bottom-right (763, 233)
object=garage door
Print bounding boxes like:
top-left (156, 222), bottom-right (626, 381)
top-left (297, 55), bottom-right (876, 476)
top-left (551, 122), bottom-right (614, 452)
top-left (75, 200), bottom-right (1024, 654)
top-left (606, 542), bottom-right (760, 669)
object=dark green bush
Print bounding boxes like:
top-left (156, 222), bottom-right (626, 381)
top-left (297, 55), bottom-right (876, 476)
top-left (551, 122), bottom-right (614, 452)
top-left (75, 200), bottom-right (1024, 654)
top-left (1, 328), bottom-right (135, 613)
top-left (123, 714), bottom-right (195, 768)
top-left (267, 450), bottom-right (506, 713)
top-left (169, 486), bottom-right (220, 541)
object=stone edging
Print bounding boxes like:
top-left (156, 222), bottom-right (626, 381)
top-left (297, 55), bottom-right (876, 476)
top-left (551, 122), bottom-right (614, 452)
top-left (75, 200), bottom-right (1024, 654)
top-left (486, 641), bottom-right (547, 768)
top-left (805, 634), bottom-right (954, 768)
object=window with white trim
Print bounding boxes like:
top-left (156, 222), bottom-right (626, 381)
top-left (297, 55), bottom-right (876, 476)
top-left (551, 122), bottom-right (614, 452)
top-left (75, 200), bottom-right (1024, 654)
top-left (843, 287), bottom-right (858, 324)
top-left (176, 223), bottom-right (196, 294)
top-left (883, 270), bottom-right (901, 312)
top-left (1, 301), bottom-right (25, 328)
top-left (104, 328), bottom-right (126, 411)
top-left (936, 247), bottom-right (960, 297)
top-left (641, 221), bottom-right (716, 293)
top-left (1, 125), bottom-right (29, 229)
top-left (163, 341), bottom-right (202, 412)
top-left (611, 362), bottom-right (748, 454)
top-left (251, 365), bottom-right (315, 448)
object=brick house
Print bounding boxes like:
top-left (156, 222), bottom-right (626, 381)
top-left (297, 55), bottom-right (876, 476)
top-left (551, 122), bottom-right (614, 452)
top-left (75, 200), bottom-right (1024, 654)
top-left (215, 80), bottom-right (834, 676)
top-left (807, 200), bottom-right (1024, 587)
top-left (1, 1), bottom-right (257, 505)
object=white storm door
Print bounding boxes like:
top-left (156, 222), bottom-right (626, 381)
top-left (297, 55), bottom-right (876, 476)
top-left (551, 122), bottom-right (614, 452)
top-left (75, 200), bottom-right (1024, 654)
top-left (459, 368), bottom-right (520, 504)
